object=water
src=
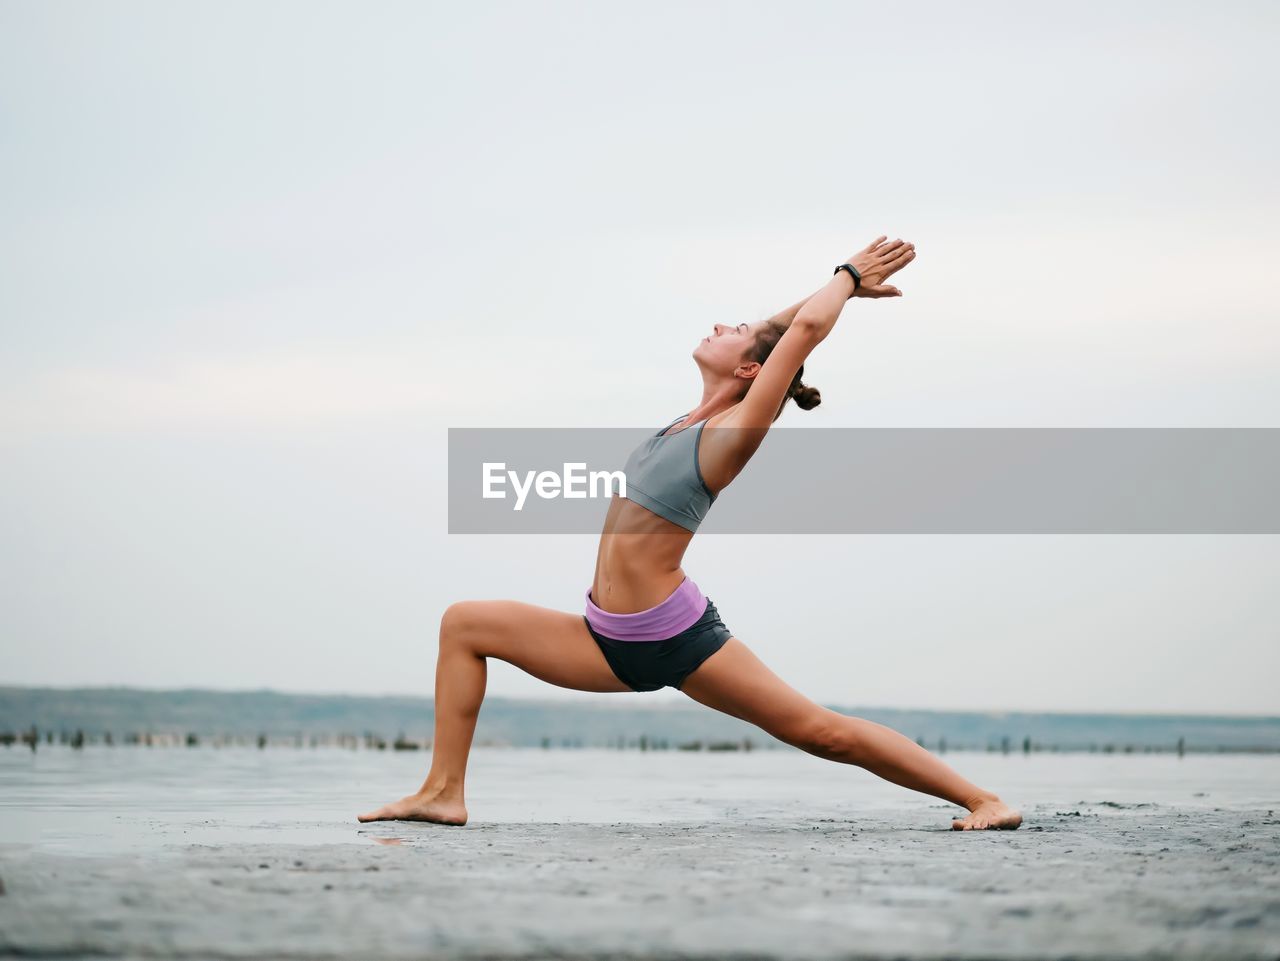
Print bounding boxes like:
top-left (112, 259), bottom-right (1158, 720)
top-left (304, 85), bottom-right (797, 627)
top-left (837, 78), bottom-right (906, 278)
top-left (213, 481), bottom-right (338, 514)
top-left (2, 745), bottom-right (1276, 856)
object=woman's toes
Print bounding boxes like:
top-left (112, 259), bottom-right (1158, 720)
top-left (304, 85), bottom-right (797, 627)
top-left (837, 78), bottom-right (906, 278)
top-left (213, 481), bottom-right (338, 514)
top-left (357, 803), bottom-right (397, 822)
top-left (355, 794), bottom-right (468, 826)
top-left (952, 802), bottom-right (1022, 831)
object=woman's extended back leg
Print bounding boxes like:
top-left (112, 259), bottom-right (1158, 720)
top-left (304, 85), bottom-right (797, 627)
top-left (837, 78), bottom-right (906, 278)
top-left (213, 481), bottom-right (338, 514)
top-left (357, 599), bottom-right (631, 824)
top-left (679, 637), bottom-right (1021, 829)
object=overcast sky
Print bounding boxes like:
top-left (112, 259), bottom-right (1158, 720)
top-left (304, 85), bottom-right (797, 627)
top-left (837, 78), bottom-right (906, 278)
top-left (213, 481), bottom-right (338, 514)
top-left (2, 0), bottom-right (1277, 714)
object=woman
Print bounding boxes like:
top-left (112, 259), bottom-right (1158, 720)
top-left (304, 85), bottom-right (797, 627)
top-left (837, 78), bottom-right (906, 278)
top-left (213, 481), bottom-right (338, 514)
top-left (359, 234), bottom-right (1022, 831)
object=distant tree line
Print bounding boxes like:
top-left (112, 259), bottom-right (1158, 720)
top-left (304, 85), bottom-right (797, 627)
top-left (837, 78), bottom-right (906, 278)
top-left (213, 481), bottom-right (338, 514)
top-left (2, 686), bottom-right (1278, 754)
top-left (4, 725), bottom-right (1273, 757)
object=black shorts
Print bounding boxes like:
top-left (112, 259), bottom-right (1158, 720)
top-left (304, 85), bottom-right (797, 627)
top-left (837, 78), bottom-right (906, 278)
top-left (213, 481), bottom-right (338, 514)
top-left (583, 597), bottom-right (733, 692)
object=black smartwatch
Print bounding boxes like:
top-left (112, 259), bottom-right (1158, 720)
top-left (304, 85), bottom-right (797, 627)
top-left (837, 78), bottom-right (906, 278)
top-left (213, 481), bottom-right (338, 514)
top-left (834, 262), bottom-right (862, 291)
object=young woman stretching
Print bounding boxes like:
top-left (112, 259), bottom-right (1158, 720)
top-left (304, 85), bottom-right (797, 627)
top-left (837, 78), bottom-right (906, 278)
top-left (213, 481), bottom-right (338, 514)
top-left (359, 234), bottom-right (1022, 831)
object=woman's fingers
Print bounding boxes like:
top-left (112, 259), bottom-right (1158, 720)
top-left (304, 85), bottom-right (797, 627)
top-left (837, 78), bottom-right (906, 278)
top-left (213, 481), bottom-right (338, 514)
top-left (867, 240), bottom-right (907, 269)
top-left (863, 234), bottom-right (888, 253)
top-left (880, 244), bottom-right (916, 274)
top-left (873, 238), bottom-right (908, 259)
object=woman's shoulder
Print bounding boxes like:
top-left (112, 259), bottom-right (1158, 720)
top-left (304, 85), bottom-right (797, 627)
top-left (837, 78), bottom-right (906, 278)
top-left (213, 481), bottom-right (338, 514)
top-left (696, 402), bottom-right (771, 494)
top-left (704, 403), bottom-right (740, 429)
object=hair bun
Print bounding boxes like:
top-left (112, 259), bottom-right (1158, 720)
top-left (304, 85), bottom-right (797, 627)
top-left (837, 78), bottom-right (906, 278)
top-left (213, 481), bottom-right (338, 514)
top-left (792, 382), bottom-right (822, 411)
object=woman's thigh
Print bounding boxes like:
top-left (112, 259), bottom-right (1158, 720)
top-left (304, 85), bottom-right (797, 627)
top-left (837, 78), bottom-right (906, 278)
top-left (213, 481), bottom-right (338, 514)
top-left (677, 636), bottom-right (838, 749)
top-left (442, 599), bottom-right (633, 694)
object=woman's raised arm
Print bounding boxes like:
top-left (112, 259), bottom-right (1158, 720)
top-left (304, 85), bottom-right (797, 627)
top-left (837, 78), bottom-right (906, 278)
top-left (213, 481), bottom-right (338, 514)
top-left (730, 236), bottom-right (916, 430)
top-left (794, 236), bottom-right (915, 341)
top-left (763, 290), bottom-right (823, 329)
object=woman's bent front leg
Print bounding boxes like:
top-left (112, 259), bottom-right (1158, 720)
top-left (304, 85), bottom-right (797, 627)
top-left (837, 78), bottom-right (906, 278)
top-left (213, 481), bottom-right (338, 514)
top-left (357, 600), bottom-right (631, 825)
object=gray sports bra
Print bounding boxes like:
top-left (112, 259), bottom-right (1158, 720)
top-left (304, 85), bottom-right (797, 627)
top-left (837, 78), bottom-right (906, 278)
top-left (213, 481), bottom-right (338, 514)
top-left (619, 414), bottom-right (718, 533)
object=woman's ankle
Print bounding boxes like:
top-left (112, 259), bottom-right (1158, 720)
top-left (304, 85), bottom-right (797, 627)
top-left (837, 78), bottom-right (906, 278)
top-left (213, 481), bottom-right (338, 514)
top-left (963, 789), bottom-right (1001, 811)
top-left (418, 776), bottom-right (463, 799)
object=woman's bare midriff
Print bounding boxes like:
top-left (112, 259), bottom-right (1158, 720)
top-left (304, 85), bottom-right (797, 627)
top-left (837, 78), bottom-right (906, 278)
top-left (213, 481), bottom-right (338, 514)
top-left (589, 494), bottom-right (696, 613)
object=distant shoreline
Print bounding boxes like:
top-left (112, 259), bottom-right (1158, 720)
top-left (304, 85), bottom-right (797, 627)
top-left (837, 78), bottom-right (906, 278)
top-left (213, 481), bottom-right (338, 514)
top-left (3, 685), bottom-right (1278, 754)
top-left (5, 733), bottom-right (1280, 755)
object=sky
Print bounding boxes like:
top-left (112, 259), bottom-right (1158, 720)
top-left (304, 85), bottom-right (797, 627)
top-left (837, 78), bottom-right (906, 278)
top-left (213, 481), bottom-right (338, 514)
top-left (1, 0), bottom-right (1277, 714)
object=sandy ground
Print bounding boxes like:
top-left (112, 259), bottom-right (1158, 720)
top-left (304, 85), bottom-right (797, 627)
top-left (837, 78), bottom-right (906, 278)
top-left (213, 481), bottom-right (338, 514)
top-left (2, 801), bottom-right (1278, 960)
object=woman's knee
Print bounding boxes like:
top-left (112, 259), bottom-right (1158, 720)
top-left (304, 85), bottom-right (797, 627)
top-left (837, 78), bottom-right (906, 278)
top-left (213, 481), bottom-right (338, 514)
top-left (439, 600), bottom-right (486, 650)
top-left (792, 710), bottom-right (858, 761)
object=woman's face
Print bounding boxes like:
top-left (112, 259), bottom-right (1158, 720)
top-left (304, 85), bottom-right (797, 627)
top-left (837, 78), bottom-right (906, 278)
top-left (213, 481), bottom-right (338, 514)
top-left (693, 321), bottom-right (756, 373)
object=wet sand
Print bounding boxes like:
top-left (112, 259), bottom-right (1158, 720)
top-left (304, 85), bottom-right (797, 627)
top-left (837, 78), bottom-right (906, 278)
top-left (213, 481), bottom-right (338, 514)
top-left (2, 800), bottom-right (1278, 960)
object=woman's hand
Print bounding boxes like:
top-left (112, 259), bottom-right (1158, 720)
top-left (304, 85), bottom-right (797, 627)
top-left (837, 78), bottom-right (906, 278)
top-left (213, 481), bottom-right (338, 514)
top-left (843, 235), bottom-right (916, 298)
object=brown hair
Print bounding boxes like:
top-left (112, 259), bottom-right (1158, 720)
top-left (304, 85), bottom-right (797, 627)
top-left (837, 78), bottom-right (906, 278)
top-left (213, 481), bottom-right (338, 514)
top-left (742, 319), bottom-right (822, 420)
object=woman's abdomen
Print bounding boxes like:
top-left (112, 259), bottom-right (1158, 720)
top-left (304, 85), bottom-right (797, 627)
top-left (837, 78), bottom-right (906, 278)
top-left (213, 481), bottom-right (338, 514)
top-left (590, 497), bottom-right (695, 613)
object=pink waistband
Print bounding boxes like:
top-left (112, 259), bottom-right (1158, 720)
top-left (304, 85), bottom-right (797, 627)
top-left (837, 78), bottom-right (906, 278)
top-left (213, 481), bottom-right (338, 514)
top-left (584, 576), bottom-right (707, 642)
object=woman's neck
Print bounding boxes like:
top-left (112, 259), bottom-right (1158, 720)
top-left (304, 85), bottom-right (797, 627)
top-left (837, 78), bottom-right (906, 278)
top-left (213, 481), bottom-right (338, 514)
top-left (681, 382), bottom-right (742, 426)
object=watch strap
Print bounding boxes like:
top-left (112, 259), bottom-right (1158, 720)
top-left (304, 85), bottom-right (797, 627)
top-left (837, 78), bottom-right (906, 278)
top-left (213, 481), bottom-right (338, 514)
top-left (834, 262), bottom-right (862, 290)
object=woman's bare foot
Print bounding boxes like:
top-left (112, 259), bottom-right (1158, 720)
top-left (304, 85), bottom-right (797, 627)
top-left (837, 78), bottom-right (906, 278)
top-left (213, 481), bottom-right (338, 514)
top-left (952, 796), bottom-right (1022, 830)
top-left (356, 790), bottom-right (468, 826)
